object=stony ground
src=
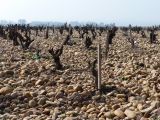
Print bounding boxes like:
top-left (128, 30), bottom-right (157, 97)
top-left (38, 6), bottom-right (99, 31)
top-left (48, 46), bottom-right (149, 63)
top-left (0, 30), bottom-right (160, 120)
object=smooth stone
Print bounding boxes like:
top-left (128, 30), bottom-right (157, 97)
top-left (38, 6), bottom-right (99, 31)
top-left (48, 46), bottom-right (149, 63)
top-left (124, 109), bottom-right (136, 119)
top-left (43, 108), bottom-right (50, 115)
top-left (0, 86), bottom-right (13, 95)
top-left (29, 99), bottom-right (37, 107)
top-left (112, 104), bottom-right (120, 110)
top-left (114, 109), bottom-right (125, 118)
top-left (100, 107), bottom-right (106, 112)
top-left (74, 84), bottom-right (83, 92)
top-left (128, 96), bottom-right (136, 102)
top-left (141, 101), bottom-right (159, 113)
top-left (140, 117), bottom-right (149, 120)
top-left (38, 97), bottom-right (46, 105)
top-left (137, 103), bottom-right (143, 110)
top-left (66, 111), bottom-right (76, 115)
top-left (35, 79), bottom-right (46, 85)
top-left (104, 111), bottom-right (115, 119)
top-left (86, 108), bottom-right (96, 113)
top-left (88, 113), bottom-right (97, 119)
top-left (81, 106), bottom-right (87, 112)
top-left (116, 94), bottom-right (126, 98)
top-left (23, 92), bottom-right (32, 98)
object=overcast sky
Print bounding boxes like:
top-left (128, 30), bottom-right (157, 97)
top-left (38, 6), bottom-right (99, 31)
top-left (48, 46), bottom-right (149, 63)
top-left (0, 0), bottom-right (160, 26)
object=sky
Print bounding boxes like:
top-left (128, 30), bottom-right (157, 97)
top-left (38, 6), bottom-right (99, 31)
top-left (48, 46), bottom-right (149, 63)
top-left (0, 0), bottom-right (160, 26)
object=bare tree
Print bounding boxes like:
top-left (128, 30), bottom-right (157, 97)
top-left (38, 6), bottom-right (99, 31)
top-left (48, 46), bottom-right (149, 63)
top-left (85, 36), bottom-right (92, 49)
top-left (48, 45), bottom-right (64, 70)
top-left (88, 59), bottom-right (98, 89)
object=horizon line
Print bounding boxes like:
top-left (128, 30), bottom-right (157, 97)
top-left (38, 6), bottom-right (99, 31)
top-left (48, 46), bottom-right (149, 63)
top-left (0, 19), bottom-right (159, 27)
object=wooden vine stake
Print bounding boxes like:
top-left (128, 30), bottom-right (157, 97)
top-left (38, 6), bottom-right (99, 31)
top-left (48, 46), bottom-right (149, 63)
top-left (105, 33), bottom-right (109, 58)
top-left (129, 25), bottom-right (134, 48)
top-left (97, 43), bottom-right (102, 91)
top-left (69, 24), bottom-right (71, 35)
